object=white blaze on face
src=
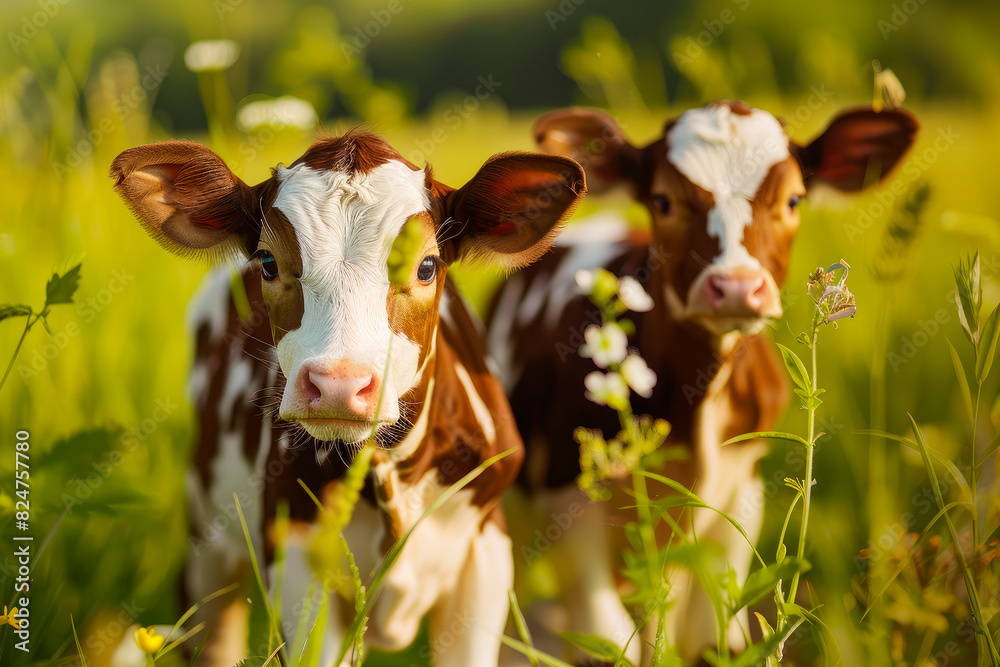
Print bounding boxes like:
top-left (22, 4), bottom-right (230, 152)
top-left (272, 160), bottom-right (431, 425)
top-left (667, 105), bottom-right (789, 269)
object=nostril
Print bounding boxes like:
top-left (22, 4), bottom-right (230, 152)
top-left (304, 372), bottom-right (323, 402)
top-left (706, 276), bottom-right (727, 307)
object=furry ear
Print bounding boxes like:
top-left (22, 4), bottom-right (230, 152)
top-left (440, 152), bottom-right (586, 270)
top-left (533, 108), bottom-right (642, 194)
top-left (794, 108), bottom-right (918, 191)
top-left (109, 140), bottom-right (261, 258)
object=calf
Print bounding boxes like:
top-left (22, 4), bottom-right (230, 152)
top-left (110, 132), bottom-right (585, 666)
top-left (488, 101), bottom-right (917, 663)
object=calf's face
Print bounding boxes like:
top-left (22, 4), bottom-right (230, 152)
top-left (111, 134), bottom-right (584, 443)
top-left (534, 101), bottom-right (917, 335)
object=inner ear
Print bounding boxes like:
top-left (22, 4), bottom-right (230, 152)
top-left (441, 152), bottom-right (586, 270)
top-left (110, 140), bottom-right (263, 260)
top-left (793, 108), bottom-right (918, 192)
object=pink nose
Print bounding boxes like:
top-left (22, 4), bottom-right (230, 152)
top-left (296, 359), bottom-right (381, 419)
top-left (704, 271), bottom-right (770, 315)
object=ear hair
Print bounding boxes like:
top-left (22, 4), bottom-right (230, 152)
top-left (110, 140), bottom-right (262, 262)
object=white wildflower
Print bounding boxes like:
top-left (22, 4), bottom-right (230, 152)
top-left (618, 276), bottom-right (653, 312)
top-left (584, 371), bottom-right (629, 408)
top-left (579, 323), bottom-right (628, 368)
top-left (620, 354), bottom-right (656, 397)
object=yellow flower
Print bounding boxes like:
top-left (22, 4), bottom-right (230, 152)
top-left (0, 606), bottom-right (20, 629)
top-left (134, 626), bottom-right (165, 654)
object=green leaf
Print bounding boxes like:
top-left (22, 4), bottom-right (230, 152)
top-left (559, 632), bottom-right (637, 667)
top-left (776, 343), bottom-right (810, 394)
top-left (734, 558), bottom-right (811, 612)
top-left (640, 470), bottom-right (766, 567)
top-left (0, 304), bottom-right (31, 323)
top-left (947, 337), bottom-right (974, 421)
top-left (977, 432), bottom-right (1000, 473)
top-left (722, 431), bottom-right (811, 449)
top-left (953, 252), bottom-right (981, 346)
top-left (44, 261), bottom-right (82, 307)
top-left (978, 302), bottom-right (1000, 382)
top-left (753, 613), bottom-right (781, 667)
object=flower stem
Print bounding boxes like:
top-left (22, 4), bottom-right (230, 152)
top-left (0, 313), bottom-right (37, 395)
top-left (971, 381), bottom-right (982, 547)
top-left (788, 320), bottom-right (819, 606)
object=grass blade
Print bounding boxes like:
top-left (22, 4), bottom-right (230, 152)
top-left (508, 591), bottom-right (539, 667)
top-left (70, 615), bottom-right (87, 667)
top-left (947, 337), bottom-right (974, 421)
top-left (722, 431), bottom-right (811, 449)
top-left (500, 635), bottom-right (576, 667)
top-left (978, 303), bottom-right (1000, 381)
top-left (235, 493), bottom-right (283, 658)
top-left (860, 500), bottom-right (974, 620)
top-left (855, 429), bottom-right (971, 499)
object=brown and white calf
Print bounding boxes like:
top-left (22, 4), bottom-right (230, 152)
top-left (110, 132), bottom-right (585, 666)
top-left (488, 101), bottom-right (917, 663)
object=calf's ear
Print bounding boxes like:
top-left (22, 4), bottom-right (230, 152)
top-left (109, 140), bottom-right (261, 259)
top-left (794, 107), bottom-right (918, 192)
top-left (533, 108), bottom-right (642, 194)
top-left (439, 152), bottom-right (586, 270)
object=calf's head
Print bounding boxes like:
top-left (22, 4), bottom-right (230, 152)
top-left (534, 101), bottom-right (917, 335)
top-left (111, 133), bottom-right (584, 443)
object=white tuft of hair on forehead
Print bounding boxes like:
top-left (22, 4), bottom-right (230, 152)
top-left (667, 105), bottom-right (789, 269)
top-left (271, 160), bottom-right (432, 417)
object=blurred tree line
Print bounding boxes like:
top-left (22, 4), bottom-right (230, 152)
top-left (2, 0), bottom-right (998, 132)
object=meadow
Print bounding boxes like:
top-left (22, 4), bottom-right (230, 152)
top-left (1, 0), bottom-right (1000, 664)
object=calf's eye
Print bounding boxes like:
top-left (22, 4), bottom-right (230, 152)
top-left (788, 194), bottom-right (802, 210)
top-left (417, 256), bottom-right (437, 284)
top-left (651, 195), bottom-right (671, 215)
top-left (255, 250), bottom-right (279, 281)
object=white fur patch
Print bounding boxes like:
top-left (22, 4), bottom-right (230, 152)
top-left (271, 160), bottom-right (431, 439)
top-left (454, 362), bottom-right (496, 445)
top-left (667, 105), bottom-right (788, 269)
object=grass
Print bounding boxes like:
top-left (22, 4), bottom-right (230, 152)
top-left (1, 10), bottom-right (1000, 665)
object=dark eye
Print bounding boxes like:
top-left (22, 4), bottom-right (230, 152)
top-left (416, 256), bottom-right (437, 284)
top-left (255, 250), bottom-right (279, 281)
top-left (788, 194), bottom-right (802, 210)
top-left (651, 195), bottom-right (671, 215)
